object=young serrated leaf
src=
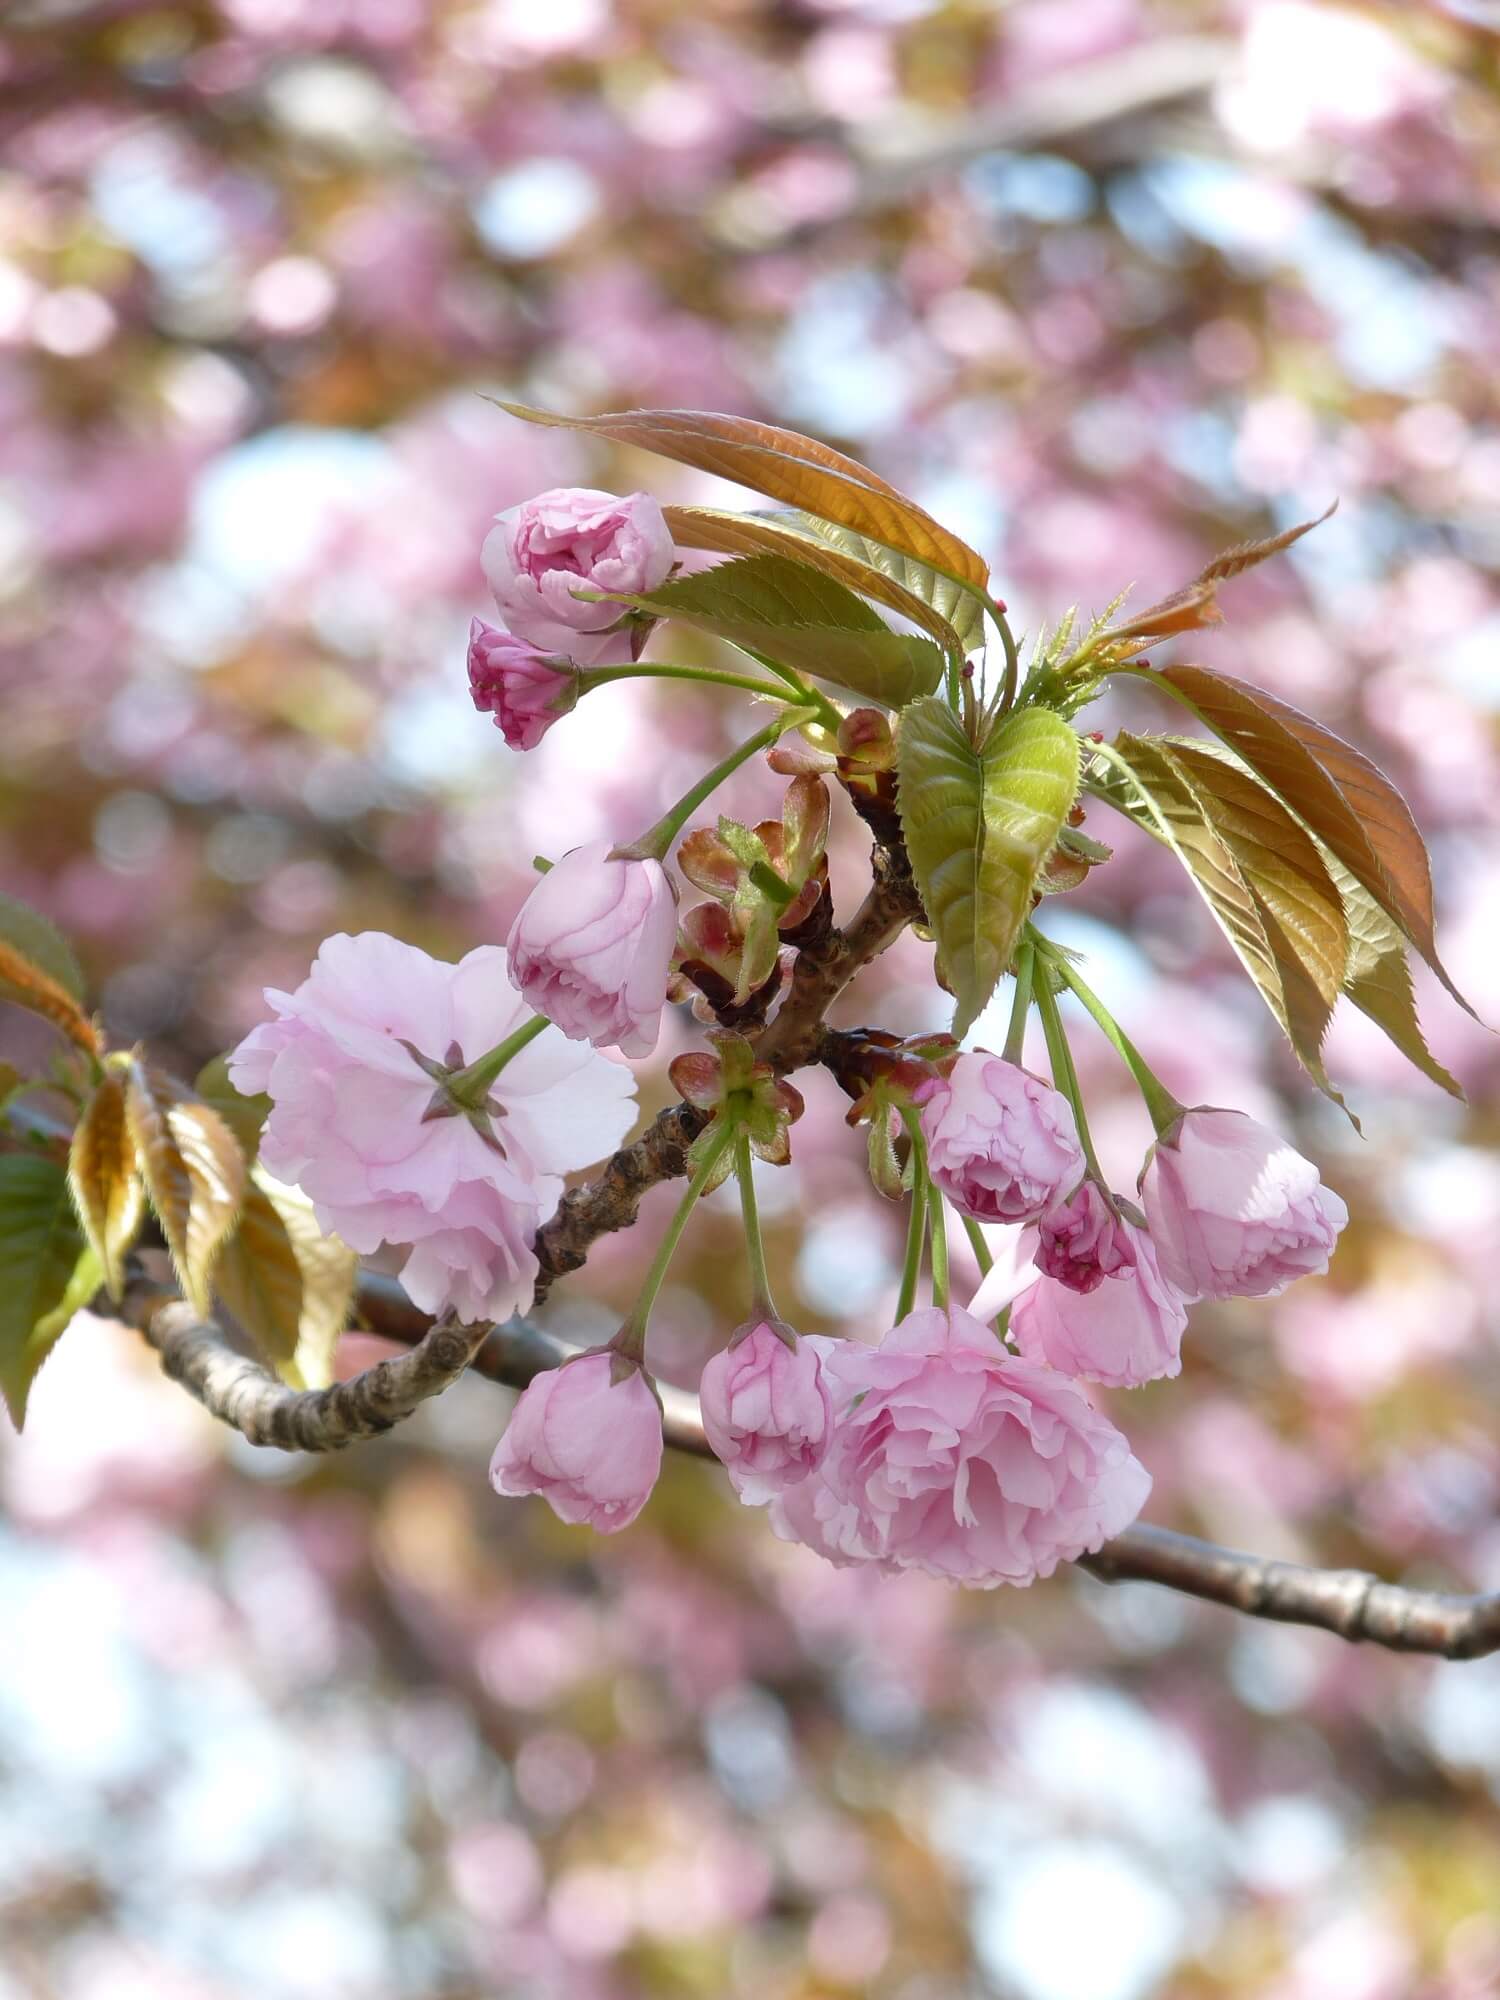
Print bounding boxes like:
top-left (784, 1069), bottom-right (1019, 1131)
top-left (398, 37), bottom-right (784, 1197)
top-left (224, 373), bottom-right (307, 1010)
top-left (1095, 735), bottom-right (1352, 1112)
top-left (1160, 739), bottom-right (1349, 1009)
top-left (213, 1176), bottom-right (305, 1379)
top-left (662, 506), bottom-right (979, 657)
top-left (1121, 663), bottom-right (1472, 1018)
top-left (1121, 736), bottom-right (1465, 1101)
top-left (67, 1067), bottom-right (145, 1301)
top-left (1321, 849), bottom-right (1464, 1100)
top-left (0, 1154), bottom-right (94, 1427)
top-left (898, 700), bottom-right (1079, 1039)
top-left (125, 1062), bottom-right (247, 1316)
top-left (494, 403), bottom-right (989, 589)
top-left (255, 1176), bottom-right (356, 1389)
top-left (615, 552), bottom-right (946, 709)
top-left (0, 894), bottom-right (86, 1001)
top-left (0, 938), bottom-right (101, 1058)
top-left (194, 1053), bottom-right (271, 1154)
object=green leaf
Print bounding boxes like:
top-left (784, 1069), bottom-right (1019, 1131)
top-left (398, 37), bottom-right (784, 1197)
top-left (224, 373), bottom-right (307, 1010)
top-left (0, 894), bottom-right (85, 1002)
top-left (614, 552), bottom-right (946, 709)
top-left (1119, 663), bottom-right (1472, 1017)
top-left (662, 505), bottom-right (983, 656)
top-left (493, 401), bottom-right (990, 589)
top-left (194, 1053), bottom-right (271, 1155)
top-left (67, 1066), bottom-right (145, 1301)
top-left (0, 1154), bottom-right (94, 1427)
top-left (125, 1061), bottom-right (246, 1316)
top-left (1098, 734), bottom-right (1351, 1107)
top-left (898, 700), bottom-right (1079, 1039)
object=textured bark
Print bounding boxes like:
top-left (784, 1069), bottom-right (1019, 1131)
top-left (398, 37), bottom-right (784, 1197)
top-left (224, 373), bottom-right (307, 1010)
top-left (129, 1277), bottom-right (489, 1451)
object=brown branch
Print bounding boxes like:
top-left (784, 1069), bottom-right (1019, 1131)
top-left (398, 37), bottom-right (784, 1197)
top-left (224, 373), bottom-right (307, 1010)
top-left (1080, 1526), bottom-right (1500, 1661)
top-left (104, 1265), bottom-right (1500, 1658)
top-left (124, 1275), bottom-right (491, 1452)
top-left (531, 836), bottom-right (924, 1302)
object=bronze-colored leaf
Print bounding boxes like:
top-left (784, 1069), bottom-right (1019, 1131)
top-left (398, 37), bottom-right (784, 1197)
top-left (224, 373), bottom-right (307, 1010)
top-left (1197, 501), bottom-right (1337, 585)
top-left (1124, 663), bottom-right (1471, 1016)
top-left (213, 1176), bottom-right (305, 1377)
top-left (257, 1176), bottom-right (357, 1389)
top-left (0, 938), bottom-right (100, 1057)
top-left (1097, 735), bottom-right (1352, 1110)
top-left (67, 1067), bottom-right (145, 1301)
top-left (494, 401), bottom-right (989, 590)
top-left (125, 1061), bottom-right (246, 1316)
top-left (1102, 505), bottom-right (1337, 655)
top-left (1322, 849), bottom-right (1464, 1100)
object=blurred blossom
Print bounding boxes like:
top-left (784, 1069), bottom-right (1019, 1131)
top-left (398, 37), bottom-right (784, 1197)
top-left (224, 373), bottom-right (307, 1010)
top-left (2, 4), bottom-right (1499, 1993)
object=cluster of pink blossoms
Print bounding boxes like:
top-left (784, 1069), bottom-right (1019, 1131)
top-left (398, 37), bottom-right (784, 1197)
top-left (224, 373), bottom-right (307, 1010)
top-left (231, 482), bottom-right (1349, 1592)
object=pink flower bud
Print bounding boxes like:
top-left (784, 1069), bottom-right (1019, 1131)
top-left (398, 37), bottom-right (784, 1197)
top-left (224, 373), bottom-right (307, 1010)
top-left (489, 1351), bottom-right (663, 1532)
top-left (1011, 1220), bottom-right (1189, 1388)
top-left (1035, 1180), bottom-right (1134, 1293)
top-left (467, 618), bottom-right (577, 750)
top-left (699, 1318), bottom-right (832, 1504)
top-left (1140, 1107), bottom-right (1348, 1301)
top-left (506, 840), bottom-right (678, 1057)
top-left (915, 1052), bottom-right (1085, 1224)
top-left (769, 1308), bottom-right (1150, 1585)
top-left (481, 486), bottom-right (674, 666)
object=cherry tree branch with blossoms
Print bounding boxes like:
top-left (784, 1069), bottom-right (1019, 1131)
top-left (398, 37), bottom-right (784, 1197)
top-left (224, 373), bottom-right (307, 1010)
top-left (0, 405), bottom-right (1481, 1657)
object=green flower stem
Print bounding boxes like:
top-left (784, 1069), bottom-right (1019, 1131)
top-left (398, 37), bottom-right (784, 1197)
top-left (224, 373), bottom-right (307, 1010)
top-left (581, 662), bottom-right (802, 705)
top-left (961, 1213), bottom-right (993, 1278)
top-left (740, 648), bottom-right (844, 731)
top-left (446, 1013), bottom-right (550, 1103)
top-left (620, 710), bottom-right (818, 863)
top-left (986, 595), bottom-right (1022, 715)
top-left (1027, 925), bottom-right (1184, 1137)
top-left (616, 1119), bottom-right (737, 1360)
top-left (900, 1109), bottom-right (949, 1312)
top-left (1032, 963), bottom-right (1106, 1186)
top-left (895, 1169), bottom-right (928, 1323)
top-left (735, 1130), bottom-right (777, 1321)
top-left (1002, 937), bottom-right (1036, 1066)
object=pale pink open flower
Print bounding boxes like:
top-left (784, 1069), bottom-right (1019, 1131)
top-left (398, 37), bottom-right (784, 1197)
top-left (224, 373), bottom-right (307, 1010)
top-left (915, 1054), bottom-right (1085, 1224)
top-left (769, 1306), bottom-right (1150, 1587)
top-left (467, 617), bottom-right (578, 751)
top-left (490, 1351), bottom-right (663, 1532)
top-left (1141, 1107), bottom-right (1348, 1301)
top-left (482, 486), bottom-right (674, 667)
top-left (699, 1318), bottom-right (832, 1505)
top-left (507, 840), bottom-right (678, 1057)
top-left (228, 933), bottom-right (636, 1323)
top-left (1011, 1218), bottom-right (1189, 1388)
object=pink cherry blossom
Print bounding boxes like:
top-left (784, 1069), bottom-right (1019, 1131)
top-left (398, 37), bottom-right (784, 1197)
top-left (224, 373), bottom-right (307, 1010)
top-left (698, 1318), bottom-right (832, 1504)
top-left (481, 486), bottom-right (674, 666)
top-left (506, 839), bottom-right (678, 1057)
top-left (915, 1053), bottom-right (1085, 1224)
top-left (489, 1351), bottom-right (663, 1531)
top-left (228, 933), bottom-right (637, 1322)
top-left (467, 617), bottom-right (578, 751)
top-left (1011, 1218), bottom-right (1189, 1388)
top-left (769, 1307), bottom-right (1150, 1586)
top-left (1035, 1179), bottom-right (1135, 1293)
top-left (1141, 1107), bottom-right (1348, 1301)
